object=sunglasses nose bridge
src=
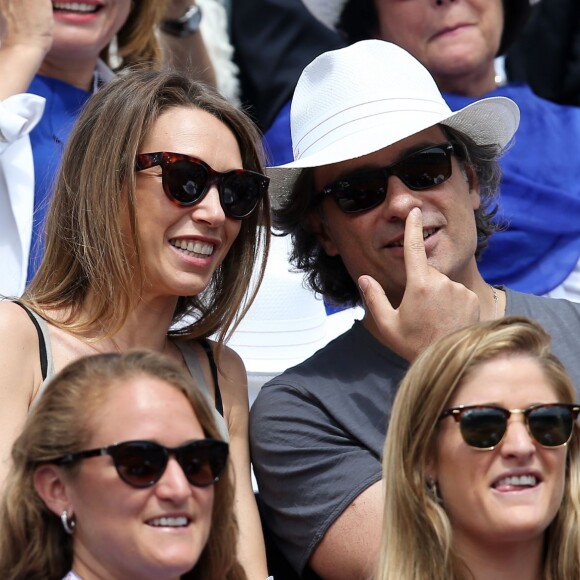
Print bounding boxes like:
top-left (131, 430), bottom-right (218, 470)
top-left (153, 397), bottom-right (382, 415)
top-left (154, 451), bottom-right (193, 493)
top-left (382, 173), bottom-right (425, 220)
top-left (188, 172), bottom-right (228, 222)
top-left (498, 412), bottom-right (538, 454)
top-left (147, 446), bottom-right (171, 485)
top-left (205, 169), bottom-right (223, 195)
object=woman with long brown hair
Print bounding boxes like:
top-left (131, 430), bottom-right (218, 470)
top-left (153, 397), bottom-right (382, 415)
top-left (0, 67), bottom-right (271, 579)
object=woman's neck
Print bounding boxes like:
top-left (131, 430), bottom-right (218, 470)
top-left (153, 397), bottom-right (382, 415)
top-left (76, 292), bottom-right (180, 353)
top-left (107, 297), bottom-right (179, 351)
top-left (38, 55), bottom-right (99, 92)
top-left (455, 533), bottom-right (544, 580)
top-left (435, 63), bottom-right (498, 97)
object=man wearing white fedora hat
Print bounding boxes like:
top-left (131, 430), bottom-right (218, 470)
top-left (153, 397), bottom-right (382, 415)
top-left (240, 0), bottom-right (580, 301)
top-left (324, 0), bottom-right (580, 302)
top-left (250, 40), bottom-right (580, 579)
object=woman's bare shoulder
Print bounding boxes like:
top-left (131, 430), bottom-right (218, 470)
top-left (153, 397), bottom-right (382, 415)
top-left (0, 301), bottom-right (41, 342)
top-left (0, 302), bottom-right (45, 486)
top-left (180, 338), bottom-right (249, 411)
top-left (206, 340), bottom-right (246, 382)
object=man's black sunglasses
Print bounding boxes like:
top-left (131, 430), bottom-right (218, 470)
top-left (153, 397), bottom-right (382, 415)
top-left (316, 142), bottom-right (455, 214)
top-left (53, 438), bottom-right (229, 488)
top-left (135, 151), bottom-right (269, 219)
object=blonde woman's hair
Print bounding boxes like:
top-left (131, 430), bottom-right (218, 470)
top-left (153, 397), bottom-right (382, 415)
top-left (376, 316), bottom-right (580, 580)
top-left (23, 68), bottom-right (270, 352)
top-left (0, 350), bottom-right (246, 580)
top-left (101, 0), bottom-right (166, 71)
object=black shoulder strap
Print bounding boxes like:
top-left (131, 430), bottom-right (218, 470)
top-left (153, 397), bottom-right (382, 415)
top-left (200, 339), bottom-right (223, 417)
top-left (13, 301), bottom-right (48, 381)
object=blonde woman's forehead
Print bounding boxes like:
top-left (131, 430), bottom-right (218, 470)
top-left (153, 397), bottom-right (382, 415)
top-left (87, 376), bottom-right (203, 447)
top-left (449, 355), bottom-right (560, 409)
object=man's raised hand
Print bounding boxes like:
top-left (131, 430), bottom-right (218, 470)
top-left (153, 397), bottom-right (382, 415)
top-left (358, 207), bottom-right (480, 361)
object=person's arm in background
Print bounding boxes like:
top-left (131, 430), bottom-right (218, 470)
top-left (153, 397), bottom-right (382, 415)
top-left (0, 0), bottom-right (49, 297)
top-left (159, 0), bottom-right (217, 89)
top-left (309, 481), bottom-right (383, 579)
top-left (215, 344), bottom-right (269, 580)
top-left (0, 0), bottom-right (53, 99)
top-left (0, 303), bottom-right (44, 494)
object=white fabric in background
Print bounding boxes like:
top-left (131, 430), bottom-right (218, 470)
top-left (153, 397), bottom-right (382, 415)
top-left (198, 0), bottom-right (241, 104)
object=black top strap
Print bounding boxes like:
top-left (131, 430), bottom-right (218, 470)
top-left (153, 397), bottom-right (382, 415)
top-left (200, 339), bottom-right (223, 417)
top-left (13, 301), bottom-right (48, 381)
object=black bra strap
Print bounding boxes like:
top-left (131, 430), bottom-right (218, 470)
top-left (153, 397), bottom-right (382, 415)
top-left (200, 339), bottom-right (223, 417)
top-left (13, 301), bottom-right (48, 381)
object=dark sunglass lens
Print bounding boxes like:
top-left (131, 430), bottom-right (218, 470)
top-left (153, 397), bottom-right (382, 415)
top-left (528, 406), bottom-right (573, 447)
top-left (179, 441), bottom-right (228, 487)
top-left (221, 172), bottom-right (263, 218)
top-left (166, 160), bottom-right (208, 205)
top-left (113, 442), bottom-right (166, 488)
top-left (399, 147), bottom-right (452, 190)
top-left (460, 408), bottom-right (507, 449)
top-left (330, 174), bottom-right (387, 213)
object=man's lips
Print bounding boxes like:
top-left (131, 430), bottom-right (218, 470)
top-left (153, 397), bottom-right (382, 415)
top-left (385, 227), bottom-right (439, 248)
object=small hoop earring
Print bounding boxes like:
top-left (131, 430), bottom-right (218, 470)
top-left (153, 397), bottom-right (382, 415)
top-left (61, 510), bottom-right (76, 535)
top-left (427, 478), bottom-right (444, 505)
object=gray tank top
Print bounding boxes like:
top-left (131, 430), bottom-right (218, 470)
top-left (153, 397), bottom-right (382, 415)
top-left (24, 307), bottom-right (229, 441)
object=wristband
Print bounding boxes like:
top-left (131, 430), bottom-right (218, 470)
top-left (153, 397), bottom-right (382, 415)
top-left (161, 4), bottom-right (202, 38)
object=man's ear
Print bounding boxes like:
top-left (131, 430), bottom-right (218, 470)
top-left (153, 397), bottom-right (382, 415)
top-left (307, 206), bottom-right (340, 257)
top-left (33, 465), bottom-right (73, 518)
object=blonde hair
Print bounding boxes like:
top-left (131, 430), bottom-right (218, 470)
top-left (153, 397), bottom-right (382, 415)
top-left (0, 350), bottom-right (246, 580)
top-left (376, 316), bottom-right (580, 580)
top-left (101, 0), bottom-right (166, 71)
top-left (23, 68), bottom-right (270, 351)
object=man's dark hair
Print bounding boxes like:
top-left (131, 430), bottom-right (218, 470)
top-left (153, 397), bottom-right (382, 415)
top-left (273, 126), bottom-right (504, 307)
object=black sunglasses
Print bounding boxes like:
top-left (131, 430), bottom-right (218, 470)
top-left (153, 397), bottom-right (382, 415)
top-left (53, 438), bottom-right (229, 488)
top-left (440, 403), bottom-right (580, 450)
top-left (135, 151), bottom-right (269, 219)
top-left (316, 142), bottom-right (455, 214)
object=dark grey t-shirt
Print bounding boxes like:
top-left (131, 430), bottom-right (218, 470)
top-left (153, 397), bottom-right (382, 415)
top-left (250, 288), bottom-right (580, 577)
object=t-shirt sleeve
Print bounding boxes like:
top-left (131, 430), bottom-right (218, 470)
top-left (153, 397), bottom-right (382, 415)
top-left (250, 381), bottom-right (382, 576)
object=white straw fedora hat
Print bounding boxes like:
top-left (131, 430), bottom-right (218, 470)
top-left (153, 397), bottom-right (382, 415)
top-left (267, 40), bottom-right (520, 204)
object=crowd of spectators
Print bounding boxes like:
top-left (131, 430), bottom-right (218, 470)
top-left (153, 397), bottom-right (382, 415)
top-left (2, 1), bottom-right (580, 579)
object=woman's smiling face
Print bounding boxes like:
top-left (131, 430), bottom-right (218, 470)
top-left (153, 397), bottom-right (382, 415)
top-left (49, 0), bottom-right (133, 60)
top-left (62, 376), bottom-right (215, 580)
top-left (432, 355), bottom-right (568, 551)
top-left (373, 0), bottom-right (503, 93)
top-left (133, 105), bottom-right (243, 301)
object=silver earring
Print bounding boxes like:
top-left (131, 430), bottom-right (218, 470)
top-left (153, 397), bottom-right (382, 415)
top-left (427, 478), bottom-right (444, 505)
top-left (61, 510), bottom-right (76, 534)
